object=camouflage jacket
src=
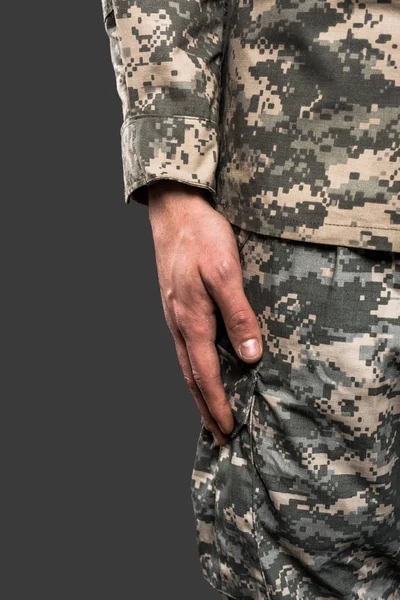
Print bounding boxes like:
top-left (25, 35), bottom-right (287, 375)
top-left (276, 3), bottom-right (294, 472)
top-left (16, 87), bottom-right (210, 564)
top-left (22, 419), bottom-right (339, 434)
top-left (101, 0), bottom-right (400, 252)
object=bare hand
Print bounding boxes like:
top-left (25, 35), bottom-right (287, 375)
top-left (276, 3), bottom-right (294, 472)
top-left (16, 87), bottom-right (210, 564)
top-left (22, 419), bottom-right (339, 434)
top-left (148, 181), bottom-right (263, 445)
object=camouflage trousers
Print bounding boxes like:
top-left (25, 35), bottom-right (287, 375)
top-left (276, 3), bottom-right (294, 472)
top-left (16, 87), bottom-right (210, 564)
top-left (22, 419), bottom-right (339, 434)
top-left (190, 225), bottom-right (400, 600)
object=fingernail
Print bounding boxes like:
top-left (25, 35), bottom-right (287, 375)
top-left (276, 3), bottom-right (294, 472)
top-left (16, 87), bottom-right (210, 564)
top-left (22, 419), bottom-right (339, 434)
top-left (239, 338), bottom-right (260, 359)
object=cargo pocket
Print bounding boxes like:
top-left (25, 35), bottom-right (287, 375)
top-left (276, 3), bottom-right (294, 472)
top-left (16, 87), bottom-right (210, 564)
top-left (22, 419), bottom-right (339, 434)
top-left (190, 344), bottom-right (266, 598)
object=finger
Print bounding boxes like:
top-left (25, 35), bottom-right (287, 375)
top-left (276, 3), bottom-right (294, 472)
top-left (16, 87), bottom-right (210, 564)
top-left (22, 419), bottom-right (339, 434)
top-left (182, 315), bottom-right (235, 435)
top-left (173, 328), bottom-right (229, 446)
top-left (201, 255), bottom-right (263, 364)
top-left (169, 284), bottom-right (235, 437)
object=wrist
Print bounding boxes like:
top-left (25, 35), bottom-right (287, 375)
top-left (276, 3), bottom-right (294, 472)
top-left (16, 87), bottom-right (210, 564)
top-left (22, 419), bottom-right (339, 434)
top-left (148, 181), bottom-right (214, 232)
top-left (148, 180), bottom-right (209, 203)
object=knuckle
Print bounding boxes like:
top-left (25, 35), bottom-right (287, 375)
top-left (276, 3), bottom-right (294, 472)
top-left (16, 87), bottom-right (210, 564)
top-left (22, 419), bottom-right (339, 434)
top-left (163, 289), bottom-right (176, 313)
top-left (192, 371), bottom-right (220, 392)
top-left (226, 308), bottom-right (253, 333)
top-left (209, 257), bottom-right (237, 284)
top-left (174, 309), bottom-right (191, 336)
top-left (178, 319), bottom-right (199, 340)
top-left (163, 288), bottom-right (173, 305)
top-left (174, 307), bottom-right (202, 340)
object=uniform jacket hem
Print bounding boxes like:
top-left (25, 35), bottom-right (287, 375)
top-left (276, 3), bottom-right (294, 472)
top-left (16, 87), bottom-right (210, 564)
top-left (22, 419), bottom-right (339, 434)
top-left (215, 203), bottom-right (400, 253)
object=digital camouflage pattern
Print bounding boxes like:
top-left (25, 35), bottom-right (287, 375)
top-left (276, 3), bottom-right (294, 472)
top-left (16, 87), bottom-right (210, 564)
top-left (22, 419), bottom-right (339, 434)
top-left (101, 0), bottom-right (400, 252)
top-left (100, 3), bottom-right (400, 597)
top-left (191, 224), bottom-right (400, 599)
top-left (101, 0), bottom-right (223, 207)
top-left (215, 0), bottom-right (400, 253)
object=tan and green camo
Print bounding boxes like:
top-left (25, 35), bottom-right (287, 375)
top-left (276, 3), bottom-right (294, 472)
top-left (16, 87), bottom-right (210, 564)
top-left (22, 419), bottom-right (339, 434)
top-left (101, 0), bottom-right (400, 252)
top-left (191, 226), bottom-right (400, 599)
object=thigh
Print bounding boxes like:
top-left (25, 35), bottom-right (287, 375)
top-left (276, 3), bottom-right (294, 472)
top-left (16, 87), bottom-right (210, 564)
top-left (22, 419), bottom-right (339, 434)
top-left (244, 234), bottom-right (400, 598)
top-left (191, 229), bottom-right (400, 600)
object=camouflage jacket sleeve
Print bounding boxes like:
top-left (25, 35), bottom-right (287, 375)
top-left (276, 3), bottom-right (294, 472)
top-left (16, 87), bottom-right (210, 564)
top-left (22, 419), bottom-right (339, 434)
top-left (101, 0), bottom-right (226, 207)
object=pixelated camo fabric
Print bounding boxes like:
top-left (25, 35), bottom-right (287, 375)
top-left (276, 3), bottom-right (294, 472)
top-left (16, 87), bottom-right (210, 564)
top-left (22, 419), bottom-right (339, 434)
top-left (102, 0), bottom-right (400, 252)
top-left (191, 225), bottom-right (400, 599)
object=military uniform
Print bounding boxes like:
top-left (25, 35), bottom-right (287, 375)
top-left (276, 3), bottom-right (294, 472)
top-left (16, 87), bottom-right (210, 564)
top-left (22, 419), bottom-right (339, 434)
top-left (194, 225), bottom-right (400, 599)
top-left (101, 1), bottom-right (400, 598)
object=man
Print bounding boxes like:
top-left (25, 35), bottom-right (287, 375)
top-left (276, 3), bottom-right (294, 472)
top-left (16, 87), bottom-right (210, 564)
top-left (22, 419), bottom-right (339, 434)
top-left (101, 1), bottom-right (400, 598)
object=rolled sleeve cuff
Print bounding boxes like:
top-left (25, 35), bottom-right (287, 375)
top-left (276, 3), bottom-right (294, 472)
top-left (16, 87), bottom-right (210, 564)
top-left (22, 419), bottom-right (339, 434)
top-left (120, 115), bottom-right (219, 207)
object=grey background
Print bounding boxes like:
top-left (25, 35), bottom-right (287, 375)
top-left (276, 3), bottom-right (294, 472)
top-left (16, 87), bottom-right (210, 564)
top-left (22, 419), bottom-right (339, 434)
top-left (3, 2), bottom-right (220, 598)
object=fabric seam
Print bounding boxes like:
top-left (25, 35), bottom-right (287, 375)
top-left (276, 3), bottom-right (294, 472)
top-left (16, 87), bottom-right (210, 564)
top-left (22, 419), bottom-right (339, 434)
top-left (215, 0), bottom-right (231, 194)
top-left (217, 204), bottom-right (399, 230)
top-left (249, 375), bottom-right (271, 599)
top-left (238, 230), bottom-right (254, 255)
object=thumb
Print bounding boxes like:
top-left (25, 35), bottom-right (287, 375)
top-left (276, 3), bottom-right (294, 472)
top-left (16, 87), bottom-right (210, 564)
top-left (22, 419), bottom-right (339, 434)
top-left (227, 297), bottom-right (263, 363)
top-left (237, 334), bottom-right (263, 362)
top-left (212, 279), bottom-right (263, 364)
